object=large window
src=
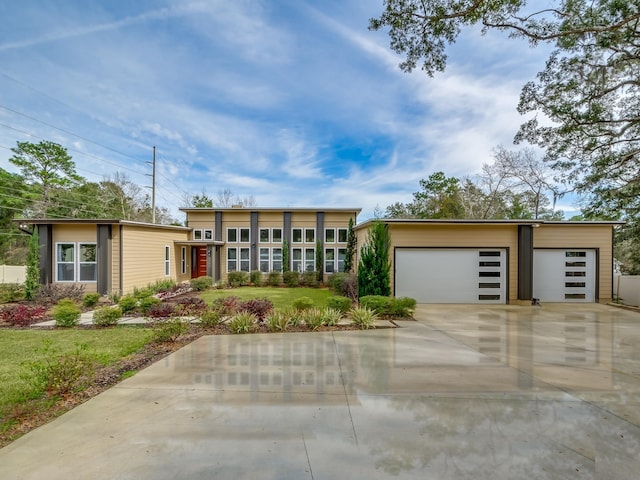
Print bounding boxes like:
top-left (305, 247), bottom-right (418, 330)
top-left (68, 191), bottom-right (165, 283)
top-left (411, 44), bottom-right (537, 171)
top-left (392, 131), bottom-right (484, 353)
top-left (272, 248), bottom-right (282, 272)
top-left (56, 243), bottom-right (97, 282)
top-left (259, 228), bottom-right (270, 243)
top-left (56, 243), bottom-right (75, 282)
top-left (227, 228), bottom-right (237, 243)
top-left (305, 229), bottom-right (315, 243)
top-left (325, 248), bottom-right (335, 273)
top-left (325, 228), bottom-right (335, 243)
top-left (337, 248), bottom-right (346, 272)
top-left (292, 248), bottom-right (302, 272)
top-left (239, 247), bottom-right (250, 271)
top-left (260, 248), bottom-right (270, 273)
top-left (337, 228), bottom-right (348, 243)
top-left (240, 228), bottom-right (250, 243)
top-left (292, 228), bottom-right (303, 243)
top-left (164, 246), bottom-right (170, 276)
top-left (181, 247), bottom-right (187, 274)
top-left (79, 244), bottom-right (97, 281)
top-left (227, 248), bottom-right (237, 272)
top-left (272, 228), bottom-right (282, 243)
top-left (305, 248), bottom-right (315, 272)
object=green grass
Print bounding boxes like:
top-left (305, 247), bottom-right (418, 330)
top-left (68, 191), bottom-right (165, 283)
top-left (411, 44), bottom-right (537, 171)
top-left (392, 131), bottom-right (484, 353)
top-left (200, 287), bottom-right (334, 310)
top-left (0, 328), bottom-right (152, 428)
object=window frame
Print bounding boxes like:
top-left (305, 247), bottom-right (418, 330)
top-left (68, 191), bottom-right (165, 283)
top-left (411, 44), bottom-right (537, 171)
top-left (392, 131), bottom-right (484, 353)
top-left (239, 247), bottom-right (250, 271)
top-left (292, 247), bottom-right (303, 272)
top-left (304, 228), bottom-right (315, 243)
top-left (337, 228), bottom-right (348, 243)
top-left (337, 248), bottom-right (346, 272)
top-left (259, 228), bottom-right (270, 243)
top-left (324, 248), bottom-right (335, 273)
top-left (325, 228), bottom-right (335, 243)
top-left (203, 229), bottom-right (213, 240)
top-left (272, 228), bottom-right (282, 243)
top-left (239, 228), bottom-right (250, 243)
top-left (55, 242), bottom-right (76, 282)
top-left (272, 247), bottom-right (282, 272)
top-left (226, 228), bottom-right (237, 243)
top-left (259, 247), bottom-right (270, 273)
top-left (304, 248), bottom-right (315, 272)
top-left (164, 245), bottom-right (170, 276)
top-left (181, 246), bottom-right (187, 274)
top-left (292, 228), bottom-right (303, 243)
top-left (193, 229), bottom-right (203, 240)
top-left (78, 243), bottom-right (97, 282)
top-left (227, 247), bottom-right (238, 272)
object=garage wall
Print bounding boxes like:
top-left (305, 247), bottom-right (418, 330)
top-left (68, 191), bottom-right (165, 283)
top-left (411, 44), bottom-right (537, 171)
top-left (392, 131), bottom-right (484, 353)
top-left (533, 224), bottom-right (614, 302)
top-left (388, 224), bottom-right (519, 302)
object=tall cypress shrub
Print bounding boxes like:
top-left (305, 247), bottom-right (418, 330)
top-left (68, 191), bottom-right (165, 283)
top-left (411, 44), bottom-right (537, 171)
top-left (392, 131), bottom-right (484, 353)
top-left (357, 220), bottom-right (390, 297)
top-left (316, 239), bottom-right (323, 282)
top-left (344, 217), bottom-right (356, 273)
top-left (25, 227), bottom-right (40, 300)
top-left (282, 239), bottom-right (290, 273)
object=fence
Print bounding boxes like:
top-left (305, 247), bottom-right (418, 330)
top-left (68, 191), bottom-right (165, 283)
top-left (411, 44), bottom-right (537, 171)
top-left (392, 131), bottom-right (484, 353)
top-left (614, 275), bottom-right (640, 307)
top-left (0, 265), bottom-right (26, 284)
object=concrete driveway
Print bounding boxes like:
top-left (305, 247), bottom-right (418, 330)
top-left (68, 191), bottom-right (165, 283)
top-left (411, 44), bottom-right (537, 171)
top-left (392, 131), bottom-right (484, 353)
top-left (1, 303), bottom-right (640, 479)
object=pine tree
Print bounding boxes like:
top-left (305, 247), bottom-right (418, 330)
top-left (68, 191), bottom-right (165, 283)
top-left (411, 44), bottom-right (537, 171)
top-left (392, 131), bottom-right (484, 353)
top-left (25, 228), bottom-right (40, 300)
top-left (357, 220), bottom-right (390, 297)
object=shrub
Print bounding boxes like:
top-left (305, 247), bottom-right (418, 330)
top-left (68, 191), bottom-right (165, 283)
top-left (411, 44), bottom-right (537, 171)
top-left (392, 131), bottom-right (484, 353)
top-left (190, 276), bottom-right (213, 291)
top-left (228, 271), bottom-right (249, 287)
top-left (342, 273), bottom-right (359, 301)
top-left (0, 304), bottom-right (48, 327)
top-left (267, 271), bottom-right (281, 287)
top-left (212, 296), bottom-right (241, 315)
top-left (152, 318), bottom-right (188, 342)
top-left (359, 295), bottom-right (390, 314)
top-left (92, 306), bottom-right (122, 326)
top-left (52, 299), bottom-right (81, 327)
top-left (265, 311), bottom-right (290, 332)
top-left (83, 292), bottom-right (101, 308)
top-left (281, 307), bottom-right (303, 326)
top-left (239, 298), bottom-right (274, 321)
top-left (138, 296), bottom-right (161, 315)
top-left (133, 287), bottom-right (154, 299)
top-left (321, 307), bottom-right (342, 326)
top-left (25, 342), bottom-right (95, 395)
top-left (151, 279), bottom-right (176, 293)
top-left (388, 297), bottom-right (417, 317)
top-left (327, 273), bottom-right (348, 293)
top-left (228, 311), bottom-right (256, 334)
top-left (199, 308), bottom-right (222, 328)
top-left (146, 303), bottom-right (175, 318)
top-left (299, 271), bottom-right (318, 287)
top-left (250, 270), bottom-right (263, 286)
top-left (291, 296), bottom-right (314, 311)
top-left (283, 271), bottom-right (299, 287)
top-left (0, 282), bottom-right (25, 303)
top-left (36, 283), bottom-right (85, 304)
top-left (357, 220), bottom-right (391, 297)
top-left (327, 296), bottom-right (352, 313)
top-left (118, 295), bottom-right (138, 313)
top-left (174, 297), bottom-right (207, 315)
top-left (349, 307), bottom-right (378, 329)
top-left (303, 308), bottom-right (324, 330)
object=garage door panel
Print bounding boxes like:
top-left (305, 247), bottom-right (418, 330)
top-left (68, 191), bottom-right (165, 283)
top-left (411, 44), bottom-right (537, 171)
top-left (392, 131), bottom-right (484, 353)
top-left (396, 249), bottom-right (506, 304)
top-left (533, 250), bottom-right (595, 302)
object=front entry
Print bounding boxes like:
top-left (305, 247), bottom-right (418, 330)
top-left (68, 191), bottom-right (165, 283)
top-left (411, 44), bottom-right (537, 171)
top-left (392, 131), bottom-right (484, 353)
top-left (191, 246), bottom-right (208, 278)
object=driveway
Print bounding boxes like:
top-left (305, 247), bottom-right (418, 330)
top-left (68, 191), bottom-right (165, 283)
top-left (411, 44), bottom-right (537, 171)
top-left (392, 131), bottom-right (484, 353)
top-left (1, 303), bottom-right (640, 479)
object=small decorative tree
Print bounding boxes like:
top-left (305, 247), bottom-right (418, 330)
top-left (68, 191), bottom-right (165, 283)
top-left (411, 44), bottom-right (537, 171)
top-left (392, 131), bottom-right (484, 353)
top-left (344, 217), bottom-right (357, 273)
top-left (282, 238), bottom-right (290, 273)
top-left (357, 220), bottom-right (391, 297)
top-left (25, 227), bottom-right (40, 300)
top-left (315, 239), bottom-right (323, 282)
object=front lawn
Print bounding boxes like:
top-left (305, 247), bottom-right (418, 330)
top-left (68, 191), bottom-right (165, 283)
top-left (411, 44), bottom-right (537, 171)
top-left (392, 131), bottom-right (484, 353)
top-left (0, 328), bottom-right (152, 438)
top-left (199, 287), bottom-right (335, 310)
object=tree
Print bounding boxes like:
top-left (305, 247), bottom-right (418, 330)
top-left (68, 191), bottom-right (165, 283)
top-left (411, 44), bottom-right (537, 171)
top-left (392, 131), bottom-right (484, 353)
top-left (370, 1), bottom-right (640, 231)
top-left (9, 141), bottom-right (82, 217)
top-left (183, 190), bottom-right (214, 208)
top-left (344, 217), bottom-right (357, 273)
top-left (282, 239), bottom-right (290, 273)
top-left (24, 227), bottom-right (40, 300)
top-left (357, 220), bottom-right (391, 298)
top-left (0, 168), bottom-right (30, 263)
top-left (215, 188), bottom-right (256, 208)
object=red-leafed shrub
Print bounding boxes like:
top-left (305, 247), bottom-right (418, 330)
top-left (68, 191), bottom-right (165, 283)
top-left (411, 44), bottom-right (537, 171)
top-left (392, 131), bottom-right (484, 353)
top-left (0, 304), bottom-right (49, 327)
top-left (212, 296), bottom-right (241, 315)
top-left (146, 303), bottom-right (176, 318)
top-left (239, 298), bottom-right (274, 321)
top-left (174, 297), bottom-right (206, 315)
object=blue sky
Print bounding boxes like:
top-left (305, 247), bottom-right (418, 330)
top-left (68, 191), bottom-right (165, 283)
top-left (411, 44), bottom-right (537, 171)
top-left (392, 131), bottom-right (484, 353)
top-left (0, 0), bottom-right (569, 221)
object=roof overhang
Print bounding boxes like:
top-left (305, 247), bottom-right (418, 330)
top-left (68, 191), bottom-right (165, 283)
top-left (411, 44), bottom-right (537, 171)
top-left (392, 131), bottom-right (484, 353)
top-left (174, 240), bottom-right (225, 246)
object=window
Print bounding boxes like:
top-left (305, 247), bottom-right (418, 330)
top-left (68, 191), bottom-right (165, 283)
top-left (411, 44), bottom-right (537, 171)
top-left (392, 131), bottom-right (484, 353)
top-left (227, 228), bottom-right (237, 243)
top-left (56, 243), bottom-right (75, 282)
top-left (292, 228), bottom-right (303, 243)
top-left (227, 248), bottom-right (237, 272)
top-left (337, 228), bottom-right (348, 243)
top-left (193, 229), bottom-right (202, 240)
top-left (292, 248), bottom-right (302, 272)
top-left (259, 228), bottom-right (270, 243)
top-left (240, 247), bottom-right (250, 271)
top-left (181, 247), bottom-right (187, 274)
top-left (260, 248), bottom-right (270, 273)
top-left (164, 246), bottom-right (170, 276)
top-left (79, 244), bottom-right (97, 281)
top-left (240, 228), bottom-right (250, 243)
top-left (272, 248), bottom-right (282, 272)
top-left (305, 248), bottom-right (315, 271)
top-left (305, 229), bottom-right (315, 243)
top-left (337, 248), bottom-right (346, 272)
top-left (272, 228), bottom-right (282, 243)
top-left (325, 229), bottom-right (335, 243)
top-left (325, 248), bottom-right (335, 273)
top-left (203, 229), bottom-right (213, 240)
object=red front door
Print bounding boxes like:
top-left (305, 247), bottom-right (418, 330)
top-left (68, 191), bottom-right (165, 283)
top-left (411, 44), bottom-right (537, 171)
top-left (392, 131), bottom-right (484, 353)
top-left (191, 247), bottom-right (208, 278)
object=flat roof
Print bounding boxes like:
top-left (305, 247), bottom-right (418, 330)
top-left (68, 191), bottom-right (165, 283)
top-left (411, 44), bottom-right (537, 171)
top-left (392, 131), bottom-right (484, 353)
top-left (14, 219), bottom-right (192, 231)
top-left (355, 218), bottom-right (625, 229)
top-left (180, 207), bottom-right (362, 213)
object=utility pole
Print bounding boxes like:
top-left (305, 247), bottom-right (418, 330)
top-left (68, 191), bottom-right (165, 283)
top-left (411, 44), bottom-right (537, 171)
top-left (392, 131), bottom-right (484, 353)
top-left (146, 146), bottom-right (156, 223)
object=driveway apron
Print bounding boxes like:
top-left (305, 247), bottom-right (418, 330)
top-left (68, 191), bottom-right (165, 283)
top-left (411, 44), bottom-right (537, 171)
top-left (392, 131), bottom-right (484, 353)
top-left (1, 303), bottom-right (640, 479)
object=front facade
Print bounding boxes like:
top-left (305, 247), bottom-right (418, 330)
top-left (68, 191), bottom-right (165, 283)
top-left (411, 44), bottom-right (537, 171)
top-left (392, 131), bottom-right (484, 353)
top-left (355, 219), bottom-right (621, 304)
top-left (180, 207), bottom-right (361, 284)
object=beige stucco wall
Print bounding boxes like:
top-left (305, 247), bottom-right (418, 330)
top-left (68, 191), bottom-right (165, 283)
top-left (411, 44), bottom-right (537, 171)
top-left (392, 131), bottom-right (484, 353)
top-left (120, 225), bottom-right (190, 294)
top-left (533, 224), bottom-right (615, 302)
top-left (386, 223), bottom-right (520, 302)
top-left (187, 211), bottom-right (215, 230)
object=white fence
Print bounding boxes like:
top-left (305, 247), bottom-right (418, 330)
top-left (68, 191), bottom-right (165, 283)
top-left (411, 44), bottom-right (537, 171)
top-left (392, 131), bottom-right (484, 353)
top-left (614, 275), bottom-right (640, 307)
top-left (0, 265), bottom-right (26, 284)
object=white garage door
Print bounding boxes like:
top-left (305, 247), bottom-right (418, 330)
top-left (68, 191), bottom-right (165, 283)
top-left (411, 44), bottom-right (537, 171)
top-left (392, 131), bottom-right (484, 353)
top-left (533, 249), bottom-right (596, 302)
top-left (395, 249), bottom-right (507, 303)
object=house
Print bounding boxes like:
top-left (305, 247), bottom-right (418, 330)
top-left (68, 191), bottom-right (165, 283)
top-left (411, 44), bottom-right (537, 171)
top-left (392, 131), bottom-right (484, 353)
top-left (354, 218), bottom-right (622, 304)
top-left (18, 211), bottom-right (620, 304)
top-left (179, 207), bottom-right (361, 284)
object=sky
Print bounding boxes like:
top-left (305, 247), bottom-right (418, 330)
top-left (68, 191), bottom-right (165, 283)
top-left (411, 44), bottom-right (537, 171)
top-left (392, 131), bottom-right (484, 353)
top-left (0, 0), bottom-right (572, 222)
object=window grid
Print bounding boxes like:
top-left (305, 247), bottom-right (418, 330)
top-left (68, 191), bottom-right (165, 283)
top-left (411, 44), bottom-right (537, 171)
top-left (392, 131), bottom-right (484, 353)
top-left (164, 246), bottom-right (170, 276)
